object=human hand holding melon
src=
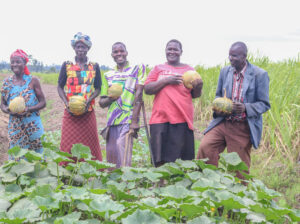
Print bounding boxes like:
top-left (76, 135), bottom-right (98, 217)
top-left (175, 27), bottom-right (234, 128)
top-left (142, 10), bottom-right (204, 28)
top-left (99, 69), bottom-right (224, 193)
top-left (183, 71), bottom-right (202, 89)
top-left (8, 96), bottom-right (28, 116)
top-left (108, 83), bottom-right (123, 100)
top-left (68, 95), bottom-right (86, 116)
top-left (212, 89), bottom-right (233, 117)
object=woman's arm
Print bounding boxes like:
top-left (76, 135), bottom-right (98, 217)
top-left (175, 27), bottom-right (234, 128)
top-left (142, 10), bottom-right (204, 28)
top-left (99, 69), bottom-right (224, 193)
top-left (191, 78), bottom-right (203, 98)
top-left (144, 75), bottom-right (183, 95)
top-left (57, 62), bottom-right (69, 108)
top-left (0, 95), bottom-right (9, 114)
top-left (99, 96), bottom-right (116, 108)
top-left (28, 77), bottom-right (46, 112)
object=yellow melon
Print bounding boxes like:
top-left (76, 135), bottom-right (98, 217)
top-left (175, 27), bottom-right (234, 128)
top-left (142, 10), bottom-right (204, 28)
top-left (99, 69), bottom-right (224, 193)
top-left (9, 96), bottom-right (26, 114)
top-left (69, 95), bottom-right (86, 115)
top-left (108, 83), bottom-right (123, 98)
top-left (212, 89), bottom-right (233, 115)
top-left (183, 70), bottom-right (202, 89)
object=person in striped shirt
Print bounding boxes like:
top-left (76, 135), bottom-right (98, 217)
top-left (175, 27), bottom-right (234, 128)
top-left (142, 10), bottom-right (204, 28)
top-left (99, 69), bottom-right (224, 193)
top-left (99, 42), bottom-right (147, 168)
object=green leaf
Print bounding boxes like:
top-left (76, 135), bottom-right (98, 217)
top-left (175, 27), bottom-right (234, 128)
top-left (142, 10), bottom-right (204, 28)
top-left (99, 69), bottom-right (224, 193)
top-left (7, 146), bottom-right (27, 158)
top-left (139, 197), bottom-right (160, 207)
top-left (66, 187), bottom-right (89, 200)
top-left (108, 185), bottom-right (137, 201)
top-left (160, 185), bottom-right (194, 200)
top-left (187, 171), bottom-right (203, 181)
top-left (10, 160), bottom-right (34, 176)
top-left (25, 150), bottom-right (43, 162)
top-left (219, 152), bottom-right (248, 172)
top-left (44, 148), bottom-right (74, 163)
top-left (130, 188), bottom-right (155, 198)
top-left (175, 159), bottom-right (198, 169)
top-left (250, 204), bottom-right (280, 220)
top-left (0, 199), bottom-right (11, 212)
top-left (71, 144), bottom-right (92, 160)
top-left (187, 215), bottom-right (215, 224)
top-left (47, 161), bottom-right (71, 177)
top-left (7, 198), bottom-right (41, 222)
top-left (121, 167), bottom-right (144, 181)
top-left (289, 209), bottom-right (300, 222)
top-left (122, 209), bottom-right (167, 224)
top-left (29, 184), bottom-right (53, 198)
top-left (78, 162), bottom-right (97, 178)
top-left (33, 196), bottom-right (59, 211)
top-left (86, 160), bottom-right (116, 169)
top-left (89, 198), bottom-right (124, 216)
top-left (191, 177), bottom-right (226, 191)
top-left (143, 171), bottom-right (162, 182)
top-left (90, 189), bottom-right (107, 194)
top-left (54, 212), bottom-right (82, 224)
top-left (5, 184), bottom-right (22, 193)
top-left (180, 203), bottom-right (206, 218)
top-left (245, 211), bottom-right (266, 223)
top-left (194, 159), bottom-right (217, 170)
top-left (1, 173), bottom-right (17, 183)
top-left (164, 163), bottom-right (185, 175)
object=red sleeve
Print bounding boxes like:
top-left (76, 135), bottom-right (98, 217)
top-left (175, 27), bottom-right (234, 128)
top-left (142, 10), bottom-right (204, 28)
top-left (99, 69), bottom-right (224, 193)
top-left (144, 65), bottom-right (159, 85)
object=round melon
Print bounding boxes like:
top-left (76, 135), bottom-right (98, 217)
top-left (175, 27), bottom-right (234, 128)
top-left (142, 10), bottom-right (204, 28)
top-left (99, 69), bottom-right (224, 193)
top-left (69, 95), bottom-right (86, 115)
top-left (183, 70), bottom-right (202, 89)
top-left (212, 89), bottom-right (233, 115)
top-left (9, 96), bottom-right (26, 114)
top-left (108, 83), bottom-right (123, 98)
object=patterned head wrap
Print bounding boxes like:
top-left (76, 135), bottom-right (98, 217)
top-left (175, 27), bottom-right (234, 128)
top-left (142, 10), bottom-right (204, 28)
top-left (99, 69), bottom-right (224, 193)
top-left (71, 32), bottom-right (92, 49)
top-left (10, 49), bottom-right (30, 75)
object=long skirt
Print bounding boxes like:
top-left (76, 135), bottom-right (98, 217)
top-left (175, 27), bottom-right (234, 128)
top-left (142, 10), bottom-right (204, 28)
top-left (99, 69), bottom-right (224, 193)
top-left (60, 109), bottom-right (102, 162)
top-left (150, 122), bottom-right (195, 167)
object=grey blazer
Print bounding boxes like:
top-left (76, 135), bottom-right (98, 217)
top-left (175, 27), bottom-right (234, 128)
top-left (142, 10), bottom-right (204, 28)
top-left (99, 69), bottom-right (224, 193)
top-left (204, 62), bottom-right (270, 149)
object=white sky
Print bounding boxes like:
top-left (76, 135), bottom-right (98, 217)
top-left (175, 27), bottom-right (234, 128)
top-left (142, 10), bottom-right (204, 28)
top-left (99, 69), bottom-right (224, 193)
top-left (1, 0), bottom-right (300, 68)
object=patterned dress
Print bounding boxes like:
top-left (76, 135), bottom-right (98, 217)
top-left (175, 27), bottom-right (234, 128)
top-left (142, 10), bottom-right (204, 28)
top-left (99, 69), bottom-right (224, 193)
top-left (1, 75), bottom-right (44, 153)
top-left (59, 61), bottom-right (102, 162)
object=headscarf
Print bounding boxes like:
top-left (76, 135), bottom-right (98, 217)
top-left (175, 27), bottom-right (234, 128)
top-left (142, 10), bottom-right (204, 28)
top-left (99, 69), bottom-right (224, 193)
top-left (10, 49), bottom-right (30, 75)
top-left (71, 32), bottom-right (92, 49)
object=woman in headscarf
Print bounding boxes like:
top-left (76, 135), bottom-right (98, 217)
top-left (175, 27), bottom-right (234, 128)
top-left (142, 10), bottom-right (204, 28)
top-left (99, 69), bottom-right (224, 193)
top-left (57, 32), bottom-right (102, 162)
top-left (1, 49), bottom-right (46, 156)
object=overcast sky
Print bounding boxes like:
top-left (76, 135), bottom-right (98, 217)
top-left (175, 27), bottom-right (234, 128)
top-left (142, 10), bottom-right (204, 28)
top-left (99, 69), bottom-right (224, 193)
top-left (1, 0), bottom-right (300, 68)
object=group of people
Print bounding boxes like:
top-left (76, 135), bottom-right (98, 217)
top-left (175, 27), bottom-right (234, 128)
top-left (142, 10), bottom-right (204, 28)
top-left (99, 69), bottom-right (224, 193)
top-left (1, 32), bottom-right (270, 178)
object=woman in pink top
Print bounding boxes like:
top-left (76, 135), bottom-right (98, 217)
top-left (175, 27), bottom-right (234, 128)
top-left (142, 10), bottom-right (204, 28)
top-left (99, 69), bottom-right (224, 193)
top-left (144, 39), bottom-right (203, 167)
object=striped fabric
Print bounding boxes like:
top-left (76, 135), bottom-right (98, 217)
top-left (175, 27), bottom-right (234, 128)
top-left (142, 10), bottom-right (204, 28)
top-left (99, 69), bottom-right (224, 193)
top-left (227, 64), bottom-right (247, 121)
top-left (101, 63), bottom-right (147, 126)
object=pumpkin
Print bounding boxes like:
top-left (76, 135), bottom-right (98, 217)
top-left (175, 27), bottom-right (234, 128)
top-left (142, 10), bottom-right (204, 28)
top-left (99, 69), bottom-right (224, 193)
top-left (182, 70), bottom-right (202, 89)
top-left (212, 89), bottom-right (233, 115)
top-left (108, 83), bottom-right (123, 98)
top-left (9, 96), bottom-right (26, 114)
top-left (69, 95), bottom-right (86, 115)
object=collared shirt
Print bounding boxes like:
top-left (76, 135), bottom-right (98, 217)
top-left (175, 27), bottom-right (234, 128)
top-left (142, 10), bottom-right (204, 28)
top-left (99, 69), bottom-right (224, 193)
top-left (100, 63), bottom-right (147, 126)
top-left (227, 62), bottom-right (247, 121)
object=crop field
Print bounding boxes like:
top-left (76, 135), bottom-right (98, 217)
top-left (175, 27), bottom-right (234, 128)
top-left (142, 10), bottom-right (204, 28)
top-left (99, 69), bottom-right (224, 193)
top-left (0, 55), bottom-right (299, 223)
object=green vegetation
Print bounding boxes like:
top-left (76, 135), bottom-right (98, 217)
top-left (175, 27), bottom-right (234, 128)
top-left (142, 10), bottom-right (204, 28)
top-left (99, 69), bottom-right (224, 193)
top-left (0, 141), bottom-right (299, 223)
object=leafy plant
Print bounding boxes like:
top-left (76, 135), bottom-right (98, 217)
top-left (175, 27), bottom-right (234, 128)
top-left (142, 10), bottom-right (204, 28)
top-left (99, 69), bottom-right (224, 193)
top-left (0, 139), bottom-right (299, 223)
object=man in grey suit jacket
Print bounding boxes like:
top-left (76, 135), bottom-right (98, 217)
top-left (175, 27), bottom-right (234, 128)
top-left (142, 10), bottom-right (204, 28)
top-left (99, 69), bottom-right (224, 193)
top-left (197, 42), bottom-right (270, 178)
